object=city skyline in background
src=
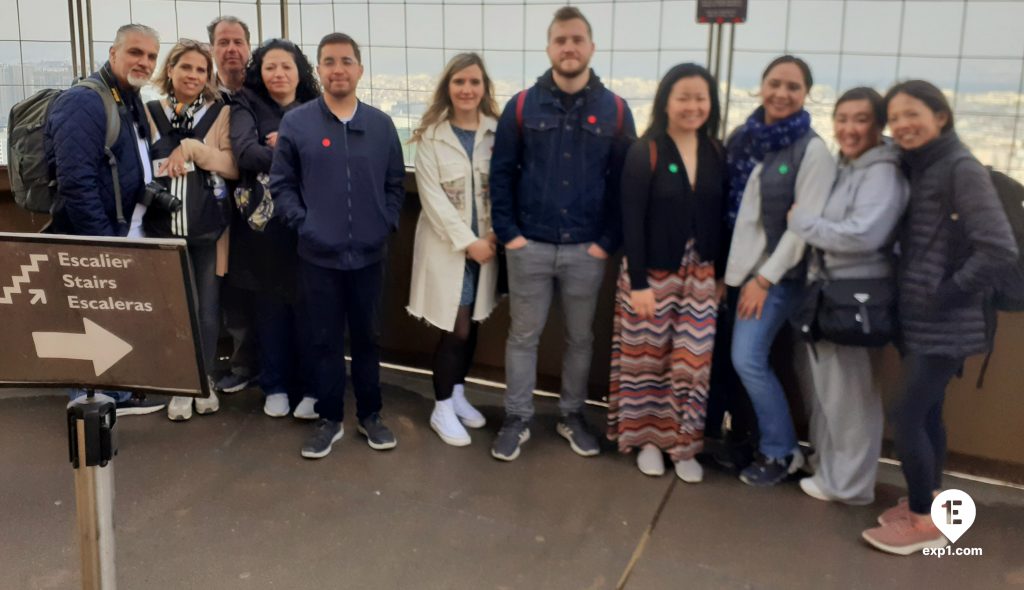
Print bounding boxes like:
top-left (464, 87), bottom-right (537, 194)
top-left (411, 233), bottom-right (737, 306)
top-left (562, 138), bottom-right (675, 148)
top-left (2, 0), bottom-right (1023, 180)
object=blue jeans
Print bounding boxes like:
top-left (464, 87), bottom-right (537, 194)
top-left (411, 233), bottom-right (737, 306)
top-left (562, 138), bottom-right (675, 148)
top-left (730, 279), bottom-right (805, 460)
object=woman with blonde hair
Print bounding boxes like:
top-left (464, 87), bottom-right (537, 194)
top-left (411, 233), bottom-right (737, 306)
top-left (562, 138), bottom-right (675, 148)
top-left (144, 38), bottom-right (238, 421)
top-left (407, 52), bottom-right (501, 446)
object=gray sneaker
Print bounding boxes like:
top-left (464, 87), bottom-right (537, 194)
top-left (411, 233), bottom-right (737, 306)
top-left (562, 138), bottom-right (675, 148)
top-left (357, 413), bottom-right (397, 450)
top-left (491, 415), bottom-right (531, 461)
top-left (556, 413), bottom-right (600, 457)
top-left (301, 419), bottom-right (344, 459)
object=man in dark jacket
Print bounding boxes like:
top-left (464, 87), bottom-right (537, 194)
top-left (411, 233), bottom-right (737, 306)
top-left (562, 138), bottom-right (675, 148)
top-left (489, 6), bottom-right (635, 461)
top-left (208, 15), bottom-right (251, 97)
top-left (270, 33), bottom-right (406, 460)
top-left (44, 23), bottom-right (164, 415)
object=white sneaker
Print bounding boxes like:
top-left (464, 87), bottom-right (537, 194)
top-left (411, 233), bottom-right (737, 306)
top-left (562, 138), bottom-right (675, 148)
top-left (195, 389), bottom-right (219, 415)
top-left (674, 458), bottom-right (704, 483)
top-left (430, 399), bottom-right (471, 447)
top-left (293, 397), bottom-right (319, 420)
top-left (451, 384), bottom-right (486, 428)
top-left (167, 396), bottom-right (193, 421)
top-left (636, 444), bottom-right (665, 477)
top-left (799, 477), bottom-right (832, 502)
top-left (263, 393), bottom-right (290, 418)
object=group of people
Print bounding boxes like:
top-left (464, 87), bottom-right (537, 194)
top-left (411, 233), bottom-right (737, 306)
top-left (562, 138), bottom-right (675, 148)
top-left (43, 7), bottom-right (1017, 558)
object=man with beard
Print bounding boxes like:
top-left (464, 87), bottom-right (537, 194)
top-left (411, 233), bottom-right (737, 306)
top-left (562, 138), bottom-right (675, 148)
top-left (489, 6), bottom-right (635, 461)
top-left (270, 33), bottom-right (405, 459)
top-left (44, 24), bottom-right (165, 414)
top-left (208, 16), bottom-right (251, 96)
top-left (207, 15), bottom-right (261, 395)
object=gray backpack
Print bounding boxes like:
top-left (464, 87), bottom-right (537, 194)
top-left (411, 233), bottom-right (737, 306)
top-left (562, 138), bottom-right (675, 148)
top-left (6, 78), bottom-right (124, 219)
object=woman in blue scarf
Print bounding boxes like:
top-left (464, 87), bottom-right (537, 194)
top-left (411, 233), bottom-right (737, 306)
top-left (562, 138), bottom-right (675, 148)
top-left (723, 55), bottom-right (836, 486)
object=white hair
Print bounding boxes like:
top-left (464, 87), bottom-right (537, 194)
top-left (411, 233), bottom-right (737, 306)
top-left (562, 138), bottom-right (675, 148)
top-left (112, 24), bottom-right (159, 49)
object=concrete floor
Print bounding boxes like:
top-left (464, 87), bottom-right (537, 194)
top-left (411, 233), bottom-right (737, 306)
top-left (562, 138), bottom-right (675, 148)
top-left (2, 369), bottom-right (1023, 590)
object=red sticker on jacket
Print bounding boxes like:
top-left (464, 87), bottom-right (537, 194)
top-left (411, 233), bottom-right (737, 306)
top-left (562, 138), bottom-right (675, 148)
top-left (587, 115), bottom-right (597, 124)
top-left (322, 138), bottom-right (331, 147)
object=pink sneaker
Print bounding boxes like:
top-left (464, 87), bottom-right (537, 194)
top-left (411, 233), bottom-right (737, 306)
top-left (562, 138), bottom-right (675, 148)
top-left (862, 516), bottom-right (948, 555)
top-left (877, 497), bottom-right (909, 526)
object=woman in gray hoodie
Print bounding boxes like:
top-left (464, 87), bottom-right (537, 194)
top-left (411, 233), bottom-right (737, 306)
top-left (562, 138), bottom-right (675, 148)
top-left (787, 88), bottom-right (909, 505)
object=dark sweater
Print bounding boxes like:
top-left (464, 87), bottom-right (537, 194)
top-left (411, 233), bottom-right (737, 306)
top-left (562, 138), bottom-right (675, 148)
top-left (621, 133), bottom-right (729, 289)
top-left (270, 97), bottom-right (406, 271)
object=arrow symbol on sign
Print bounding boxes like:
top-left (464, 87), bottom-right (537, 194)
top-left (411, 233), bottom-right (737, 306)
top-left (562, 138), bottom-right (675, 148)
top-left (29, 289), bottom-right (46, 305)
top-left (32, 318), bottom-right (133, 376)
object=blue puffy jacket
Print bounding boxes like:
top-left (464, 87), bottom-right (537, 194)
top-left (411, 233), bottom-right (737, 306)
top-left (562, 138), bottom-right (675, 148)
top-left (489, 69), bottom-right (635, 252)
top-left (44, 64), bottom-right (149, 237)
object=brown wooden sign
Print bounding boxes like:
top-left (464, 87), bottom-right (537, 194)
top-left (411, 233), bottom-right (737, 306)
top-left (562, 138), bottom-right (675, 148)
top-left (697, 0), bottom-right (747, 23)
top-left (0, 232), bottom-right (209, 397)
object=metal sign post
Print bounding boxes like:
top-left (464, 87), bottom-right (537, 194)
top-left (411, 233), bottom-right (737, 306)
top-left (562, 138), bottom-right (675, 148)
top-left (697, 0), bottom-right (746, 138)
top-left (68, 392), bottom-right (117, 590)
top-left (0, 232), bottom-right (207, 590)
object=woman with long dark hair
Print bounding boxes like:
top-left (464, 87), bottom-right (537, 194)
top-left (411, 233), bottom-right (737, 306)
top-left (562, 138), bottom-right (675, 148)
top-left (145, 39), bottom-right (238, 421)
top-left (407, 53), bottom-right (501, 446)
top-left (723, 55), bottom-right (836, 486)
top-left (788, 87), bottom-right (909, 505)
top-left (861, 80), bottom-right (1016, 555)
top-left (228, 39), bottom-right (321, 419)
top-left (607, 63), bottom-right (728, 482)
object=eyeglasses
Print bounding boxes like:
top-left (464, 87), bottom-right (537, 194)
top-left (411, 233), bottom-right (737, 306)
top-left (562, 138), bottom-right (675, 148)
top-left (177, 38), bottom-right (212, 52)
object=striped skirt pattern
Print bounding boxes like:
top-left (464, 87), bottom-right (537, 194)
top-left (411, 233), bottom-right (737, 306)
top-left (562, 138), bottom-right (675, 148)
top-left (608, 243), bottom-right (718, 460)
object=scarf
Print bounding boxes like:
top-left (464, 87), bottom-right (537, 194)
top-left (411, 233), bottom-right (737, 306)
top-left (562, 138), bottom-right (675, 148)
top-left (167, 92), bottom-right (207, 135)
top-left (725, 106), bottom-right (812, 228)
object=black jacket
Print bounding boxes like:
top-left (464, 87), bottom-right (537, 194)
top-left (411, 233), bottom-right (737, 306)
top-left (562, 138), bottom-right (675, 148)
top-left (897, 132), bottom-right (1018, 358)
top-left (620, 133), bottom-right (729, 289)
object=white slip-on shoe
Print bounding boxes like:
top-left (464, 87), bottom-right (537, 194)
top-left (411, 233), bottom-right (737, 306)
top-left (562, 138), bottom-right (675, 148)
top-left (167, 396), bottom-right (193, 421)
top-left (430, 399), bottom-right (471, 447)
top-left (195, 389), bottom-right (219, 415)
top-left (451, 384), bottom-right (486, 428)
top-left (293, 397), bottom-right (319, 420)
top-left (636, 444), bottom-right (666, 476)
top-left (263, 393), bottom-right (290, 418)
top-left (674, 458), bottom-right (704, 483)
top-left (799, 477), bottom-right (832, 502)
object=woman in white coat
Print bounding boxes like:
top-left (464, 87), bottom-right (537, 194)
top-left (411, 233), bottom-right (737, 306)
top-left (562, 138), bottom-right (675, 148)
top-left (408, 53), bottom-right (501, 446)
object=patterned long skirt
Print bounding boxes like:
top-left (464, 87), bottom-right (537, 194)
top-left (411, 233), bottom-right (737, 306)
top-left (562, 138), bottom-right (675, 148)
top-left (607, 242), bottom-right (718, 461)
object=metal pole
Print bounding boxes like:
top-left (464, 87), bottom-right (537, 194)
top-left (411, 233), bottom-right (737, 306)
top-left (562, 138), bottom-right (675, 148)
top-left (67, 0), bottom-right (79, 79)
top-left (75, 0), bottom-right (88, 76)
top-left (85, 0), bottom-right (96, 73)
top-left (713, 23), bottom-right (724, 87)
top-left (256, 0), bottom-right (264, 43)
top-left (706, 23), bottom-right (714, 71)
top-left (722, 23), bottom-right (736, 140)
top-left (68, 392), bottom-right (118, 590)
top-left (280, 0), bottom-right (289, 40)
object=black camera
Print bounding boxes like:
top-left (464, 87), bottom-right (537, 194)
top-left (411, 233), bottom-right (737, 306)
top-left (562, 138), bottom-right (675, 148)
top-left (140, 181), bottom-right (182, 213)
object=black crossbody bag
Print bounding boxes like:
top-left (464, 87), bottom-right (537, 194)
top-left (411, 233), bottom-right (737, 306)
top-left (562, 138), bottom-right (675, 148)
top-left (792, 249), bottom-right (897, 348)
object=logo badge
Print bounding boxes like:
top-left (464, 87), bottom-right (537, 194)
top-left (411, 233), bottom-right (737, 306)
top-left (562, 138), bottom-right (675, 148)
top-left (668, 163), bottom-right (679, 174)
top-left (587, 115), bottom-right (597, 124)
top-left (931, 489), bottom-right (977, 544)
top-left (778, 163), bottom-right (790, 175)
top-left (322, 138), bottom-right (331, 148)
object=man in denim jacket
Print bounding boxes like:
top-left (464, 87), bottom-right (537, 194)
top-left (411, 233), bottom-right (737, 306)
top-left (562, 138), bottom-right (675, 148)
top-left (489, 6), bottom-right (635, 461)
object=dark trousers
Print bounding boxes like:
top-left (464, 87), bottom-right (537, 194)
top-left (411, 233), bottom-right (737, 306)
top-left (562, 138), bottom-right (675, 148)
top-left (706, 286), bottom-right (757, 442)
top-left (188, 241), bottom-right (221, 378)
top-left (253, 291), bottom-right (312, 401)
top-left (894, 353), bottom-right (961, 514)
top-left (299, 258), bottom-right (384, 422)
top-left (221, 283), bottom-right (260, 378)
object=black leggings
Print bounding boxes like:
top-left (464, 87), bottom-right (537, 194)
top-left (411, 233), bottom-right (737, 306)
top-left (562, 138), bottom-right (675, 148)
top-left (893, 353), bottom-right (962, 514)
top-left (433, 305), bottom-right (479, 401)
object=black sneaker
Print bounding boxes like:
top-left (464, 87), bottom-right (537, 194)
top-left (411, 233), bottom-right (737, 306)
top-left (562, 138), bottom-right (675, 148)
top-left (491, 415), bottom-right (531, 461)
top-left (357, 414), bottom-right (397, 450)
top-left (301, 419), bottom-right (344, 459)
top-left (115, 394), bottom-right (166, 417)
top-left (215, 372), bottom-right (254, 393)
top-left (739, 451), bottom-right (805, 487)
top-left (556, 412), bottom-right (600, 457)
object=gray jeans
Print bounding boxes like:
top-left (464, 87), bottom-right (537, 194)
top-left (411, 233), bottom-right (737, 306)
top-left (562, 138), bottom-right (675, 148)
top-left (504, 241), bottom-right (606, 420)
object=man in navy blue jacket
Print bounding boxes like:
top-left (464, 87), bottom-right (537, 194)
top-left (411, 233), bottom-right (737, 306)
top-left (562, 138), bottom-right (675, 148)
top-left (489, 7), bottom-right (635, 461)
top-left (44, 23), bottom-right (165, 416)
top-left (270, 33), bottom-right (406, 460)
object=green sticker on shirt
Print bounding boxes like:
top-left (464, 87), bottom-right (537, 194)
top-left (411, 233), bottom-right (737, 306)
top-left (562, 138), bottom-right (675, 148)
top-left (668, 163), bottom-right (679, 174)
top-left (778, 164), bottom-right (790, 175)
